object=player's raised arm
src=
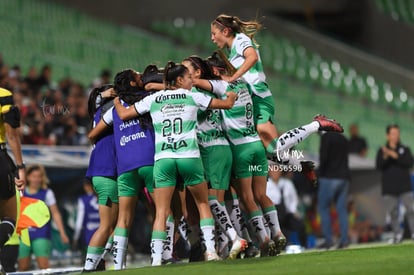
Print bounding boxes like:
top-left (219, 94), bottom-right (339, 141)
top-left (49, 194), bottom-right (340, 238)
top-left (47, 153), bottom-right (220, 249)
top-left (208, 91), bottom-right (237, 109)
top-left (113, 97), bottom-right (140, 120)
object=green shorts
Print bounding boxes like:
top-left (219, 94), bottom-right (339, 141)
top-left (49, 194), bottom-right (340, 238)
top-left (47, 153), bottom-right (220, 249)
top-left (230, 141), bottom-right (268, 178)
top-left (117, 165), bottom-right (154, 197)
top-left (154, 158), bottom-right (205, 188)
top-left (200, 145), bottom-right (232, 190)
top-left (92, 176), bottom-right (119, 205)
top-left (18, 238), bottom-right (51, 258)
top-left (252, 95), bottom-right (275, 125)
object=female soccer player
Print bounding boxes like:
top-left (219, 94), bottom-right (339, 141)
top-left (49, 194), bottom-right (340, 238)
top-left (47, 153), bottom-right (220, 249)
top-left (193, 52), bottom-right (280, 256)
top-left (210, 14), bottom-right (343, 179)
top-left (182, 55), bottom-right (247, 259)
top-left (83, 84), bottom-right (119, 272)
top-left (114, 61), bottom-right (237, 266)
top-left (88, 69), bottom-right (156, 269)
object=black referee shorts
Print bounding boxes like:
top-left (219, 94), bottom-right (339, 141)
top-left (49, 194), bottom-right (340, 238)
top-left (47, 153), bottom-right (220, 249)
top-left (0, 149), bottom-right (16, 200)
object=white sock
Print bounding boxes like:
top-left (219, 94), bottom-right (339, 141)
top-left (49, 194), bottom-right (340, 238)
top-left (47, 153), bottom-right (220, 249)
top-left (275, 122), bottom-right (319, 165)
top-left (84, 246), bottom-right (104, 270)
top-left (209, 199), bottom-right (238, 241)
top-left (163, 215), bottom-right (175, 260)
top-left (113, 228), bottom-right (129, 270)
top-left (263, 208), bottom-right (282, 238)
top-left (200, 218), bottom-right (216, 253)
top-left (226, 198), bottom-right (253, 243)
top-left (216, 226), bottom-right (229, 258)
top-left (151, 231), bottom-right (167, 266)
top-left (248, 213), bottom-right (268, 246)
top-left (178, 216), bottom-right (189, 244)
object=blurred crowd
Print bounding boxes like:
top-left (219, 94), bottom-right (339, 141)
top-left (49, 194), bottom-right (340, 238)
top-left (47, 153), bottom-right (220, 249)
top-left (0, 54), bottom-right (111, 146)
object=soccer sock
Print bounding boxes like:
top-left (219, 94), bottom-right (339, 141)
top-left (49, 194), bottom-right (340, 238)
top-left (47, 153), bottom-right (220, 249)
top-left (163, 215), bottom-right (175, 260)
top-left (178, 216), bottom-right (190, 245)
top-left (216, 225), bottom-right (229, 258)
top-left (84, 246), bottom-right (105, 270)
top-left (268, 122), bottom-right (320, 165)
top-left (0, 218), bottom-right (15, 249)
top-left (263, 206), bottom-right (282, 238)
top-left (151, 231), bottom-right (167, 266)
top-left (226, 197), bottom-right (252, 243)
top-left (248, 211), bottom-right (268, 246)
top-left (200, 218), bottom-right (216, 253)
top-left (209, 198), bottom-right (238, 242)
top-left (113, 227), bottom-right (129, 270)
top-left (100, 236), bottom-right (113, 259)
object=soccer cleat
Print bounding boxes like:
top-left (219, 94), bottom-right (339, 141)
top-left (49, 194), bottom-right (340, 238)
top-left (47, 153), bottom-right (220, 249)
top-left (189, 241), bottom-right (206, 262)
top-left (313, 114), bottom-right (344, 133)
top-left (260, 239), bottom-right (277, 257)
top-left (204, 250), bottom-right (221, 261)
top-left (162, 257), bottom-right (181, 265)
top-left (96, 259), bottom-right (106, 271)
top-left (274, 235), bottom-right (287, 255)
top-left (300, 161), bottom-right (317, 186)
top-left (151, 257), bottom-right (162, 266)
top-left (228, 238), bottom-right (248, 260)
top-left (243, 242), bottom-right (260, 258)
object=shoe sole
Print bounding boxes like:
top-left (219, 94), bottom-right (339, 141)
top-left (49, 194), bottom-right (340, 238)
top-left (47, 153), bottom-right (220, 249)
top-left (275, 237), bottom-right (287, 255)
top-left (228, 239), bottom-right (248, 260)
top-left (261, 240), bottom-right (277, 257)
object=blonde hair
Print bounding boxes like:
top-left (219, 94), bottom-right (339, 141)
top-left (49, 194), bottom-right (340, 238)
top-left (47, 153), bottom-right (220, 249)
top-left (212, 14), bottom-right (263, 46)
top-left (26, 164), bottom-right (50, 189)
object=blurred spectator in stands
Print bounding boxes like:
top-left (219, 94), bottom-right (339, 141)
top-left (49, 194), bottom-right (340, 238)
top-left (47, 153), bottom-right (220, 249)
top-left (24, 66), bottom-right (39, 93)
top-left (266, 167), bottom-right (308, 248)
top-left (375, 124), bottom-right (414, 243)
top-left (0, 58), bottom-right (92, 146)
top-left (34, 64), bottom-right (52, 94)
top-left (317, 132), bottom-right (351, 249)
top-left (18, 164), bottom-right (69, 271)
top-left (348, 123), bottom-right (368, 157)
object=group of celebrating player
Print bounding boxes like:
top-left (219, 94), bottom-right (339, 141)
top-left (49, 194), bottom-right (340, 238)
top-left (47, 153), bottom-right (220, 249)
top-left (82, 13), bottom-right (344, 270)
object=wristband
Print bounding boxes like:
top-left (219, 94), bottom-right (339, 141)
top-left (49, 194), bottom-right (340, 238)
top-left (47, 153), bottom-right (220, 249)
top-left (16, 163), bottom-right (26, 169)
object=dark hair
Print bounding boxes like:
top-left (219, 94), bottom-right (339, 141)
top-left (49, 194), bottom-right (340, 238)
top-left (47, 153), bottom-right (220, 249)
top-left (141, 64), bottom-right (163, 88)
top-left (163, 61), bottom-right (188, 89)
top-left (206, 50), bottom-right (237, 77)
top-left (114, 69), bottom-right (152, 129)
top-left (182, 55), bottom-right (212, 79)
top-left (87, 84), bottom-right (114, 119)
top-left (386, 123), bottom-right (399, 134)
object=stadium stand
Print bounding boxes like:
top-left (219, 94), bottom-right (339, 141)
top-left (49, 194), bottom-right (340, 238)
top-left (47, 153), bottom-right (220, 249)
top-left (149, 19), bottom-right (414, 159)
top-left (1, 0), bottom-right (413, 159)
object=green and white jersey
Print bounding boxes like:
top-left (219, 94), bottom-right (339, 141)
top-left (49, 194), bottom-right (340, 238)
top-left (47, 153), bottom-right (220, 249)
top-left (192, 87), bottom-right (229, 148)
top-left (134, 88), bottom-right (212, 161)
top-left (228, 32), bottom-right (272, 98)
top-left (209, 79), bottom-right (261, 145)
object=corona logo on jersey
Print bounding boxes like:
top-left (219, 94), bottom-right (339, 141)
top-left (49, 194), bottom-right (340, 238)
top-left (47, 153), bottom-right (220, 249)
top-left (155, 93), bottom-right (186, 103)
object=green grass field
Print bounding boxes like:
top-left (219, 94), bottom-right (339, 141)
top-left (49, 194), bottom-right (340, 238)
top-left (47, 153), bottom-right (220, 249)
top-left (96, 242), bottom-right (414, 275)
